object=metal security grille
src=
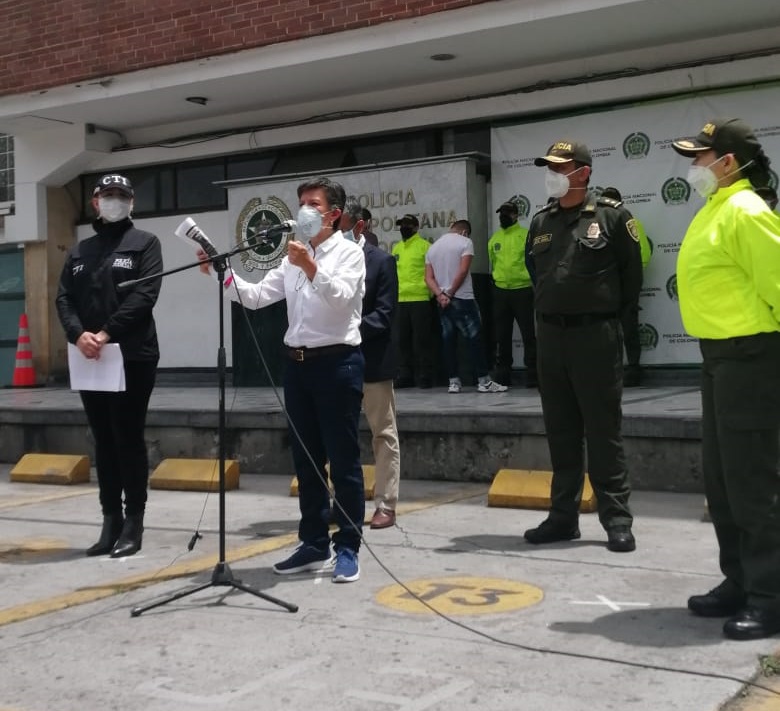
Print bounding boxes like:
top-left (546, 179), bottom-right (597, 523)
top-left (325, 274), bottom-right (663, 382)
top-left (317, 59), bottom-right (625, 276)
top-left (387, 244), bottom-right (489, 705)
top-left (0, 134), bottom-right (13, 203)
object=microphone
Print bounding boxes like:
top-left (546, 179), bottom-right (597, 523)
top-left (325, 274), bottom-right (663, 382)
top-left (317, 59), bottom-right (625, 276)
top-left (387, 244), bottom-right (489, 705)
top-left (248, 220), bottom-right (297, 247)
top-left (175, 217), bottom-right (220, 259)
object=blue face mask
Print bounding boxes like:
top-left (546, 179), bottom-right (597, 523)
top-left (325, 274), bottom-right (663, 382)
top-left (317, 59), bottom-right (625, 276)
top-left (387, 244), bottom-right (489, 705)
top-left (342, 228), bottom-right (357, 243)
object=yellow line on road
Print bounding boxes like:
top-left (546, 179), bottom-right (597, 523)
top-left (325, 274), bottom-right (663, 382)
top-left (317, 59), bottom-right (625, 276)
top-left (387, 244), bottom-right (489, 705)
top-left (0, 488), bottom-right (95, 510)
top-left (0, 486), bottom-right (486, 628)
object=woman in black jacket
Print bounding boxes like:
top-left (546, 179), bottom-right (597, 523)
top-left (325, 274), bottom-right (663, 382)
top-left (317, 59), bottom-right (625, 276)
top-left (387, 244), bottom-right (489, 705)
top-left (56, 174), bottom-right (162, 558)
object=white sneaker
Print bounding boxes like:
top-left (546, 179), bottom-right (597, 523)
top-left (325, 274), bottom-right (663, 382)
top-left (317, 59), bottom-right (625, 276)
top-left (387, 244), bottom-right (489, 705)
top-left (478, 380), bottom-right (508, 393)
top-left (448, 380), bottom-right (461, 394)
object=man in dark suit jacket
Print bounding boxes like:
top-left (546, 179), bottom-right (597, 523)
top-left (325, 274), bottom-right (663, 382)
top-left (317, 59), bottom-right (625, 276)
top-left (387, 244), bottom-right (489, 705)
top-left (342, 198), bottom-right (401, 529)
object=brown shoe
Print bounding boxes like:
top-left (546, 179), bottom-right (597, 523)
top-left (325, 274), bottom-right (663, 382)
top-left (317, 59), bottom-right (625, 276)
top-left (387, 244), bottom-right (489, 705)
top-left (370, 508), bottom-right (396, 529)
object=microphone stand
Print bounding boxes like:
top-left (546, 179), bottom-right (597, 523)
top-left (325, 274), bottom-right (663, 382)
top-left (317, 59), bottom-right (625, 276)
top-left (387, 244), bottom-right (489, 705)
top-left (127, 241), bottom-right (297, 616)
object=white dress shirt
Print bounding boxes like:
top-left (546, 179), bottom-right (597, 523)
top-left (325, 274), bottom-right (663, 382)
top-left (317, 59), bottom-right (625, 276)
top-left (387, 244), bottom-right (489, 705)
top-left (223, 231), bottom-right (366, 348)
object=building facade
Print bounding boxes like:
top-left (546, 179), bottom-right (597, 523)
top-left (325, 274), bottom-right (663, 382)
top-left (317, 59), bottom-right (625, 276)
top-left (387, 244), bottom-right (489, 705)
top-left (1, 0), bottom-right (779, 382)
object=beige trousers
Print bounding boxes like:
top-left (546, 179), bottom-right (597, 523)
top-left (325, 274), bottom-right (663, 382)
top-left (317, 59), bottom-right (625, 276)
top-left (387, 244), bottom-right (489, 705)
top-left (362, 380), bottom-right (401, 510)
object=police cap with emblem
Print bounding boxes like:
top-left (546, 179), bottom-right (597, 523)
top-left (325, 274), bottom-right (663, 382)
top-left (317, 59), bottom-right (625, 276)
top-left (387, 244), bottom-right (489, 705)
top-left (671, 118), bottom-right (761, 166)
top-left (534, 141), bottom-right (593, 167)
top-left (94, 174), bottom-right (134, 198)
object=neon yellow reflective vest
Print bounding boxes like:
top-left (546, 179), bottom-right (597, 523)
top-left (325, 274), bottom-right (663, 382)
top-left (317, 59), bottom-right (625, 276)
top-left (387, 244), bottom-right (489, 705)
top-left (677, 178), bottom-right (780, 339)
top-left (392, 233), bottom-right (431, 302)
top-left (487, 222), bottom-right (532, 289)
top-left (635, 218), bottom-right (652, 269)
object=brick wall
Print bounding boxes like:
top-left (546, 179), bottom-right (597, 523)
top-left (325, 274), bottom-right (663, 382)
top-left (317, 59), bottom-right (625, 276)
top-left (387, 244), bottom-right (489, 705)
top-left (0, 0), bottom-right (494, 97)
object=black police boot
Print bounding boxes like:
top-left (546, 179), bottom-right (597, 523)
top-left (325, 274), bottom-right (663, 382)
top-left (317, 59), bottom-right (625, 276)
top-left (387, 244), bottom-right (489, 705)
top-left (86, 513), bottom-right (124, 557)
top-left (688, 579), bottom-right (746, 617)
top-left (110, 513), bottom-right (144, 558)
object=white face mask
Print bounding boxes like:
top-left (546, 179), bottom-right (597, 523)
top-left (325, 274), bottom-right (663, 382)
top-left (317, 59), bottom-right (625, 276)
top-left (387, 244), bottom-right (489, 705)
top-left (296, 205), bottom-right (323, 241)
top-left (544, 166), bottom-right (584, 199)
top-left (687, 155), bottom-right (751, 198)
top-left (98, 196), bottom-right (131, 223)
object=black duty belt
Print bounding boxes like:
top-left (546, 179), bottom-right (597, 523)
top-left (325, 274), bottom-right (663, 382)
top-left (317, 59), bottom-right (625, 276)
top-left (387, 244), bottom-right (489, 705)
top-left (285, 344), bottom-right (356, 362)
top-left (539, 312), bottom-right (616, 328)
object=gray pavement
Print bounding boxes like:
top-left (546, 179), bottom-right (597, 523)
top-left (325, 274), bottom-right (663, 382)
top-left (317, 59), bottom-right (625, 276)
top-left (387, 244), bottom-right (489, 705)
top-left (2, 467), bottom-right (780, 711)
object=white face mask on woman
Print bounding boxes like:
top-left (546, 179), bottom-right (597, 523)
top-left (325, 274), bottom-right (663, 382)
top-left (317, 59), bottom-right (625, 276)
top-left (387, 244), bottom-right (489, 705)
top-left (544, 166), bottom-right (585, 199)
top-left (686, 155), bottom-right (752, 198)
top-left (295, 205), bottom-right (323, 241)
top-left (98, 196), bottom-right (132, 223)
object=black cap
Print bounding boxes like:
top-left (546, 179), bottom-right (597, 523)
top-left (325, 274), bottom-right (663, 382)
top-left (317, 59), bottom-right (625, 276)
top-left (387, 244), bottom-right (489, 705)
top-left (672, 118), bottom-right (761, 166)
top-left (94, 174), bottom-right (134, 197)
top-left (534, 140), bottom-right (592, 167)
top-left (496, 201), bottom-right (519, 214)
top-left (395, 214), bottom-right (419, 227)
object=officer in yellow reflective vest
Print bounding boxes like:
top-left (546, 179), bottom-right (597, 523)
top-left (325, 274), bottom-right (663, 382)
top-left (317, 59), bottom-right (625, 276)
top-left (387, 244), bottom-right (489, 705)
top-left (673, 118), bottom-right (780, 641)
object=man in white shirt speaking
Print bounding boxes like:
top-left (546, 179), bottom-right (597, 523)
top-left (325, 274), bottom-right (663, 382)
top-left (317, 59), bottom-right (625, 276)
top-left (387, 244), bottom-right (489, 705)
top-left (199, 176), bottom-right (366, 583)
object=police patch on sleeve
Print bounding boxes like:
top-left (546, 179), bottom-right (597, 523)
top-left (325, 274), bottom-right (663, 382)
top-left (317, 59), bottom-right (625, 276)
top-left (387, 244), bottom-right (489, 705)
top-left (533, 233), bottom-right (552, 246)
top-left (625, 219), bottom-right (640, 243)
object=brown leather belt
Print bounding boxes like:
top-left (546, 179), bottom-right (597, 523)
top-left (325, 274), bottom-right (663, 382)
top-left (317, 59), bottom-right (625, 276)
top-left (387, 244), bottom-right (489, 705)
top-left (285, 344), bottom-right (356, 362)
top-left (539, 312), bottom-right (616, 328)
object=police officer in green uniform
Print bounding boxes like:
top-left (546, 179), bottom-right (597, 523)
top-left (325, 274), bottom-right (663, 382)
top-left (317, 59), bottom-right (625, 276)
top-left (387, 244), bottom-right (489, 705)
top-left (672, 118), bottom-right (780, 640)
top-left (524, 140), bottom-right (643, 553)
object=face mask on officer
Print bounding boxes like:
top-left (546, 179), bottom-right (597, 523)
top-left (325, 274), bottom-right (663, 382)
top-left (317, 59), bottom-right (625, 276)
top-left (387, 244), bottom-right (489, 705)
top-left (499, 213), bottom-right (516, 229)
top-left (544, 165), bottom-right (585, 199)
top-left (687, 154), bottom-right (752, 199)
top-left (399, 224), bottom-right (415, 240)
top-left (98, 196), bottom-right (132, 223)
top-left (341, 227), bottom-right (357, 243)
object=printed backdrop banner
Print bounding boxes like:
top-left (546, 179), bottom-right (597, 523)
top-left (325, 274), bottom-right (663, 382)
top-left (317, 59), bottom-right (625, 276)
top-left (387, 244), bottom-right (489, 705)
top-left (491, 85), bottom-right (780, 366)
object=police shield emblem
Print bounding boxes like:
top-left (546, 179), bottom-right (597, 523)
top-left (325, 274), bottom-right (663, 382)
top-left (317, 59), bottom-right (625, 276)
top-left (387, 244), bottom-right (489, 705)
top-left (586, 222), bottom-right (601, 239)
top-left (625, 219), bottom-right (641, 243)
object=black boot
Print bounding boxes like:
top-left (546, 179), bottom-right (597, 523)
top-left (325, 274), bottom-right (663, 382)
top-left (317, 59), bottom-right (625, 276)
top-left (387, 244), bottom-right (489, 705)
top-left (86, 513), bottom-right (124, 557)
top-left (110, 513), bottom-right (144, 558)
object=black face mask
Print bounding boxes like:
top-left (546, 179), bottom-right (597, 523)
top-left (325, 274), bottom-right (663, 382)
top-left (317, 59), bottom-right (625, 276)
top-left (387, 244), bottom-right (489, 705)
top-left (499, 214), bottom-right (516, 230)
top-left (399, 226), bottom-right (415, 239)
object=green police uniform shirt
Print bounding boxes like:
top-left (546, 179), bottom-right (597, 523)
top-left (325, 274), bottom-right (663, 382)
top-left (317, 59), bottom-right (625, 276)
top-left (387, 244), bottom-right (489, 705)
top-left (488, 222), bottom-right (532, 289)
top-left (392, 232), bottom-right (431, 302)
top-left (677, 178), bottom-right (780, 339)
top-left (527, 193), bottom-right (643, 315)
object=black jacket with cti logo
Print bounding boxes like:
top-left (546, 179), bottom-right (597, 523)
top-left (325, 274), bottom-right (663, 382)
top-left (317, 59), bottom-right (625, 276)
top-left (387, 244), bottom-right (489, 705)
top-left (56, 218), bottom-right (163, 362)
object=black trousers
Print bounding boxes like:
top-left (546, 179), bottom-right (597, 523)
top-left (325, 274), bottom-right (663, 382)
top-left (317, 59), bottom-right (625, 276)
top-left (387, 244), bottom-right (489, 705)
top-left (536, 317), bottom-right (632, 529)
top-left (620, 299), bottom-right (641, 367)
top-left (700, 332), bottom-right (780, 606)
top-left (80, 359), bottom-right (157, 516)
top-left (492, 286), bottom-right (537, 379)
top-left (393, 299), bottom-right (435, 384)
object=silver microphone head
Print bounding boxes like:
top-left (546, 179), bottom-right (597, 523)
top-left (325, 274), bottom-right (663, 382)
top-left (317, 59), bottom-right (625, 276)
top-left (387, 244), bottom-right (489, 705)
top-left (283, 220), bottom-right (297, 230)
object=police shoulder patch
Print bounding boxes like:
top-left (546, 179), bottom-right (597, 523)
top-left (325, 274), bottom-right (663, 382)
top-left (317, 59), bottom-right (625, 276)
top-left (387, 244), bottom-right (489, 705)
top-left (598, 196), bottom-right (622, 208)
top-left (625, 218), bottom-right (640, 243)
top-left (533, 233), bottom-right (552, 246)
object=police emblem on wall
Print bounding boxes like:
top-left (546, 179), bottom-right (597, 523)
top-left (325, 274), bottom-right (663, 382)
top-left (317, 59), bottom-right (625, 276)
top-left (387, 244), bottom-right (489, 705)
top-left (638, 323), bottom-right (659, 351)
top-left (661, 177), bottom-right (691, 205)
top-left (622, 132), bottom-right (651, 159)
top-left (235, 197), bottom-right (294, 272)
top-left (666, 274), bottom-right (679, 301)
top-left (509, 194), bottom-right (532, 220)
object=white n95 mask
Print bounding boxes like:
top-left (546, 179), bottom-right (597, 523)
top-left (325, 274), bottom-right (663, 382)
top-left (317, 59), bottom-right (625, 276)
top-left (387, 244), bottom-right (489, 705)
top-left (296, 205), bottom-right (322, 241)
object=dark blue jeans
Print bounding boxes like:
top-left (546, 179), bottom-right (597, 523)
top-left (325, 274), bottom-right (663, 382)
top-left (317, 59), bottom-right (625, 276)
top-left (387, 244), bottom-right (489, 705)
top-left (438, 298), bottom-right (489, 380)
top-left (284, 347), bottom-right (365, 552)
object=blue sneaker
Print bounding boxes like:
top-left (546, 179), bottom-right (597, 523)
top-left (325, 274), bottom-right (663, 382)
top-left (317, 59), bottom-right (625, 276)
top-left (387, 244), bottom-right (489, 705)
top-left (332, 547), bottom-right (360, 583)
top-left (272, 543), bottom-right (333, 575)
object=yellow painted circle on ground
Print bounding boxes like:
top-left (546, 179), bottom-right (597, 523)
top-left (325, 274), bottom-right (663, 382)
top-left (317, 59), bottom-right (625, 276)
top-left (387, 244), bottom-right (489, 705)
top-left (375, 576), bottom-right (544, 615)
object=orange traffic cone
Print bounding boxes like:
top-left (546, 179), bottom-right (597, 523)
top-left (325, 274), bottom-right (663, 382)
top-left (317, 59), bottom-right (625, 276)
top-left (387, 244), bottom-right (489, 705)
top-left (12, 314), bottom-right (37, 387)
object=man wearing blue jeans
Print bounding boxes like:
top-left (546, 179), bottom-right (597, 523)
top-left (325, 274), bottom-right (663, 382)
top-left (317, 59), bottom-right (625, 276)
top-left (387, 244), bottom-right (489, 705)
top-left (425, 220), bottom-right (507, 394)
top-left (199, 176), bottom-right (366, 583)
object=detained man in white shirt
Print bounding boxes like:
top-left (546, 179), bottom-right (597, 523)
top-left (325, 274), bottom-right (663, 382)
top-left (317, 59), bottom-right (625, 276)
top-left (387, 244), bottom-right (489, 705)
top-left (198, 176), bottom-right (366, 582)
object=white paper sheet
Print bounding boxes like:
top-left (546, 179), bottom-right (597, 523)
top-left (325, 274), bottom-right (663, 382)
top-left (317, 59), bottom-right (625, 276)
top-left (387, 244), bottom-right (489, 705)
top-left (67, 343), bottom-right (126, 392)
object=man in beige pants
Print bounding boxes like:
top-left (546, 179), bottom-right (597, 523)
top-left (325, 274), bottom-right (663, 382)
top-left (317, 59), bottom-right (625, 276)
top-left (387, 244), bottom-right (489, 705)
top-left (341, 199), bottom-right (401, 528)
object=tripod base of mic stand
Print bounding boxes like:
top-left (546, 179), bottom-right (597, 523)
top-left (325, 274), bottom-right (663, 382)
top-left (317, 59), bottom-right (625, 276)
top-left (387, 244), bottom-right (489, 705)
top-left (130, 561), bottom-right (298, 617)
